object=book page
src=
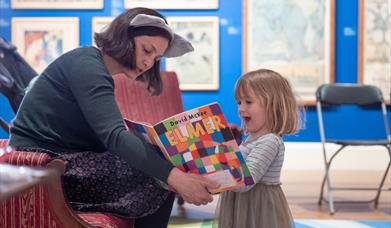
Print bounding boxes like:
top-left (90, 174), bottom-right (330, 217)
top-left (204, 170), bottom-right (237, 194)
top-left (124, 119), bottom-right (169, 160)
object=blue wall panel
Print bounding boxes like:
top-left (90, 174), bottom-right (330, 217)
top-left (0, 0), bottom-right (390, 140)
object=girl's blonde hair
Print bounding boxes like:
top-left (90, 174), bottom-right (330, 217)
top-left (235, 69), bottom-right (303, 136)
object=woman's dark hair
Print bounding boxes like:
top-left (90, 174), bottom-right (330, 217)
top-left (94, 8), bottom-right (171, 95)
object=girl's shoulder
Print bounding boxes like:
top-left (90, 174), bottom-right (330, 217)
top-left (243, 133), bottom-right (282, 145)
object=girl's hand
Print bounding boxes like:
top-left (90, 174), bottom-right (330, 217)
top-left (167, 168), bottom-right (219, 205)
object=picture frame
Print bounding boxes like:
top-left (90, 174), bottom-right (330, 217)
top-left (166, 16), bottom-right (219, 91)
top-left (11, 0), bottom-right (103, 9)
top-left (12, 17), bottom-right (79, 74)
top-left (124, 0), bottom-right (218, 9)
top-left (91, 17), bottom-right (114, 45)
top-left (243, 0), bottom-right (335, 105)
top-left (358, 0), bottom-right (391, 104)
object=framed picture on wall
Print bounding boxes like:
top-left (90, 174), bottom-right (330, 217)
top-left (11, 0), bottom-right (103, 9)
top-left (12, 17), bottom-right (79, 74)
top-left (243, 0), bottom-right (335, 105)
top-left (125, 0), bottom-right (218, 9)
top-left (166, 16), bottom-right (219, 91)
top-left (92, 17), bottom-right (114, 45)
top-left (358, 0), bottom-right (391, 104)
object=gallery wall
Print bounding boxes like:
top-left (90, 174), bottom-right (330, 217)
top-left (0, 0), bottom-right (390, 141)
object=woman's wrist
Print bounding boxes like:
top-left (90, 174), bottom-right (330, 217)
top-left (167, 167), bottom-right (181, 191)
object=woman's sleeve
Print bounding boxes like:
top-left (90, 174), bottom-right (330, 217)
top-left (66, 54), bottom-right (174, 182)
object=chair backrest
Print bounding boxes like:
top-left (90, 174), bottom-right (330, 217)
top-left (114, 71), bottom-right (184, 124)
top-left (316, 83), bottom-right (391, 142)
top-left (316, 83), bottom-right (384, 105)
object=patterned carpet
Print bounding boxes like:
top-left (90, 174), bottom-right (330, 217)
top-left (294, 220), bottom-right (391, 228)
top-left (168, 192), bottom-right (391, 228)
top-left (168, 219), bottom-right (391, 228)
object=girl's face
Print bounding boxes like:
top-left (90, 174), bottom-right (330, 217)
top-left (237, 88), bottom-right (269, 138)
top-left (123, 35), bottom-right (169, 79)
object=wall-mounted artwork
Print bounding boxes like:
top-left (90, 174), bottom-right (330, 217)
top-left (11, 0), bottom-right (103, 9)
top-left (358, 0), bottom-right (391, 103)
top-left (12, 17), bottom-right (79, 74)
top-left (125, 0), bottom-right (218, 9)
top-left (243, 0), bottom-right (335, 105)
top-left (91, 17), bottom-right (114, 45)
top-left (166, 16), bottom-right (219, 91)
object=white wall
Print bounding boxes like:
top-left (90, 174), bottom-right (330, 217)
top-left (283, 142), bottom-right (390, 171)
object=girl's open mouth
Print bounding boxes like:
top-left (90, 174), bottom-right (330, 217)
top-left (242, 116), bottom-right (251, 123)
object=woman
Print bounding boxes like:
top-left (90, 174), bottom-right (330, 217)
top-left (9, 7), bottom-right (218, 227)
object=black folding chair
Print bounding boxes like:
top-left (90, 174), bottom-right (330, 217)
top-left (316, 83), bottom-right (391, 214)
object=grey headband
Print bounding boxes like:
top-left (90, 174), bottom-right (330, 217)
top-left (129, 14), bottom-right (194, 58)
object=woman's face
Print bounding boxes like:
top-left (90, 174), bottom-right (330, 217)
top-left (123, 35), bottom-right (169, 79)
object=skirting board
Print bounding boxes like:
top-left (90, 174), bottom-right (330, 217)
top-left (283, 142), bottom-right (390, 171)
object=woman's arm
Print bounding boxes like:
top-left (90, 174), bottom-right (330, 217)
top-left (66, 51), bottom-right (219, 205)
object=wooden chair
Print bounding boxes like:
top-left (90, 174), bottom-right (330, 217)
top-left (0, 140), bottom-right (135, 228)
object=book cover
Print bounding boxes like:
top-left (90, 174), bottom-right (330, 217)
top-left (124, 102), bottom-right (254, 193)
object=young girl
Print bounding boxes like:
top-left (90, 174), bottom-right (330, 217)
top-left (215, 69), bottom-right (302, 228)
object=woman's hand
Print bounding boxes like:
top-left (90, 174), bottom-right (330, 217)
top-left (167, 168), bottom-right (219, 206)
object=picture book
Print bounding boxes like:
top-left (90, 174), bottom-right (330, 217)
top-left (124, 102), bottom-right (254, 193)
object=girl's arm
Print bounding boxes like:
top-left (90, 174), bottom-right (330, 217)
top-left (234, 134), bottom-right (281, 192)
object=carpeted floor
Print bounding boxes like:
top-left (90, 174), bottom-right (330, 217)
top-left (294, 220), bottom-right (391, 228)
top-left (168, 219), bottom-right (391, 228)
top-left (168, 170), bottom-right (391, 228)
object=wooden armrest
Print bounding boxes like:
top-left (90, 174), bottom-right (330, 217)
top-left (45, 159), bottom-right (92, 228)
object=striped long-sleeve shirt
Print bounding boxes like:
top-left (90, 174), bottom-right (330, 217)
top-left (235, 133), bottom-right (285, 192)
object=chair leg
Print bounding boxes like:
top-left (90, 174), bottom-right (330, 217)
top-left (318, 173), bottom-right (327, 205)
top-left (319, 146), bottom-right (344, 214)
top-left (373, 146), bottom-right (391, 208)
top-left (325, 170), bottom-right (335, 214)
top-left (318, 162), bottom-right (335, 214)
